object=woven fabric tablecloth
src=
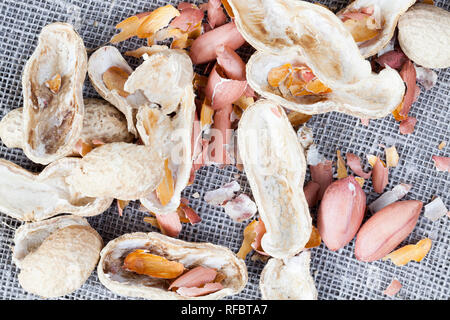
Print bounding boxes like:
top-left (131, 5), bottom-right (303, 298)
top-left (0, 0), bottom-right (448, 300)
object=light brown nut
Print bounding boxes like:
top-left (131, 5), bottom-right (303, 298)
top-left (259, 251), bottom-right (317, 300)
top-left (97, 232), bottom-right (248, 300)
top-left (0, 99), bottom-right (134, 153)
top-left (398, 3), bottom-right (450, 69)
top-left (228, 0), bottom-right (405, 119)
top-left (67, 142), bottom-right (164, 200)
top-left (237, 99), bottom-right (312, 259)
top-left (0, 157), bottom-right (112, 222)
top-left (337, 0), bottom-right (416, 58)
top-left (16, 218), bottom-right (103, 298)
top-left (355, 200), bottom-right (423, 262)
top-left (22, 22), bottom-right (87, 164)
top-left (318, 176), bottom-right (366, 251)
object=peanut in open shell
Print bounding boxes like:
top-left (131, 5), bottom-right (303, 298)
top-left (97, 232), bottom-right (248, 300)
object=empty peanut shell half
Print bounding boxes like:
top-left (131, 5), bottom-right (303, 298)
top-left (124, 47), bottom-right (194, 115)
top-left (0, 157), bottom-right (112, 221)
top-left (337, 0), bottom-right (416, 58)
top-left (228, 0), bottom-right (405, 119)
top-left (0, 98), bottom-right (134, 153)
top-left (237, 99), bottom-right (312, 258)
top-left (13, 215), bottom-right (103, 298)
top-left (97, 232), bottom-right (248, 300)
top-left (260, 251), bottom-right (317, 300)
top-left (67, 142), bottom-right (164, 200)
top-left (88, 46), bottom-right (145, 136)
top-left (88, 46), bottom-right (194, 137)
top-left (398, 3), bottom-right (450, 69)
top-left (22, 22), bottom-right (87, 164)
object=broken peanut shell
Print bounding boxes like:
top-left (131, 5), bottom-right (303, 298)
top-left (259, 251), bottom-right (317, 300)
top-left (337, 0), bottom-right (416, 58)
top-left (0, 157), bottom-right (112, 222)
top-left (136, 48), bottom-right (196, 215)
top-left (228, 0), bottom-right (405, 119)
top-left (237, 99), bottom-right (312, 258)
top-left (88, 46), bottom-right (147, 136)
top-left (22, 22), bottom-right (87, 164)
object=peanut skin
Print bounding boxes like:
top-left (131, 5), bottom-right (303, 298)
top-left (303, 181), bottom-right (321, 208)
top-left (355, 200), bottom-right (423, 262)
top-left (318, 176), bottom-right (366, 251)
top-left (189, 22), bottom-right (246, 65)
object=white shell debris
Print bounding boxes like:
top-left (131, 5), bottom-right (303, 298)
top-left (424, 197), bottom-right (448, 222)
top-left (368, 183), bottom-right (412, 213)
top-left (297, 125), bottom-right (314, 150)
top-left (297, 125), bottom-right (324, 166)
top-left (223, 194), bottom-right (257, 223)
top-left (306, 145), bottom-right (325, 166)
top-left (259, 251), bottom-right (317, 300)
top-left (414, 65), bottom-right (438, 91)
top-left (204, 181), bottom-right (240, 206)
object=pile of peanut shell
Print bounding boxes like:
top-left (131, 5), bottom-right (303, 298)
top-left (0, 0), bottom-right (448, 300)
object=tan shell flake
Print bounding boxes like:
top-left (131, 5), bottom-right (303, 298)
top-left (398, 3), bottom-right (450, 69)
top-left (0, 98), bottom-right (134, 153)
top-left (14, 215), bottom-right (103, 298)
top-left (228, 0), bottom-right (405, 119)
top-left (67, 142), bottom-right (164, 200)
top-left (237, 100), bottom-right (312, 259)
top-left (337, 0), bottom-right (416, 58)
top-left (97, 232), bottom-right (248, 300)
top-left (260, 251), bottom-right (317, 300)
top-left (0, 158), bottom-right (112, 222)
top-left (88, 46), bottom-right (147, 136)
top-left (22, 22), bottom-right (87, 165)
top-left (124, 48), bottom-right (194, 115)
